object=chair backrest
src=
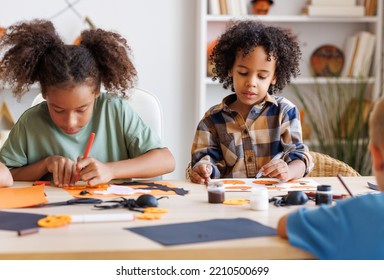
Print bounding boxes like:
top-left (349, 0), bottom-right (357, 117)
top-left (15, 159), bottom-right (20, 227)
top-left (125, 87), bottom-right (163, 139)
top-left (307, 151), bottom-right (361, 177)
top-left (31, 87), bottom-right (163, 139)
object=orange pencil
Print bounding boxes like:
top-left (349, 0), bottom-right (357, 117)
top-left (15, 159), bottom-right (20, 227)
top-left (75, 132), bottom-right (96, 182)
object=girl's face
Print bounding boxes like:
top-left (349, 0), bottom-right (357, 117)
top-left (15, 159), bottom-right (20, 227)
top-left (44, 84), bottom-right (99, 135)
top-left (230, 46), bottom-right (276, 108)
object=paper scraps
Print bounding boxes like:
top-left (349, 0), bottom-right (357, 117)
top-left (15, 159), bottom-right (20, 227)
top-left (93, 185), bottom-right (151, 195)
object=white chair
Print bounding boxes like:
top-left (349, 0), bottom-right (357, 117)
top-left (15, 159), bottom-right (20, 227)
top-left (125, 87), bottom-right (163, 139)
top-left (31, 87), bottom-right (163, 139)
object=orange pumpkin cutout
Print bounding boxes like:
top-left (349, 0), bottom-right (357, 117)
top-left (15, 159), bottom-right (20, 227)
top-left (251, 0), bottom-right (274, 15)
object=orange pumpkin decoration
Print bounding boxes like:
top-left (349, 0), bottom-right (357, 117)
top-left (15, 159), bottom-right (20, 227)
top-left (0, 27), bottom-right (5, 38)
top-left (72, 17), bottom-right (96, 45)
top-left (207, 39), bottom-right (218, 77)
top-left (251, 0), bottom-right (274, 15)
top-left (73, 35), bottom-right (82, 45)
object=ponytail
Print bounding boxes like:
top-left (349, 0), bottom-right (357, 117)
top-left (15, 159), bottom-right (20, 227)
top-left (80, 29), bottom-right (137, 97)
top-left (0, 19), bottom-right (65, 97)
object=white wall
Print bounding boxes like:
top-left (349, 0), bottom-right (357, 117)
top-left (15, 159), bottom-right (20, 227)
top-left (0, 0), bottom-right (197, 179)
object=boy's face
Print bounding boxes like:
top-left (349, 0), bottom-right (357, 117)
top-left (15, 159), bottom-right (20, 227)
top-left (230, 46), bottom-right (276, 108)
top-left (44, 84), bottom-right (99, 135)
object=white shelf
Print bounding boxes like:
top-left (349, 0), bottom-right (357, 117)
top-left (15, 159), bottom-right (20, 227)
top-left (205, 77), bottom-right (376, 85)
top-left (206, 15), bottom-right (379, 23)
top-left (196, 0), bottom-right (383, 123)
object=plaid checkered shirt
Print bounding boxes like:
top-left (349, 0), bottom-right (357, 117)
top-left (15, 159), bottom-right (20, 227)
top-left (191, 94), bottom-right (313, 178)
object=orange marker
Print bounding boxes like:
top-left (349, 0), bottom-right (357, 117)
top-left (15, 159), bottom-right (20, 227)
top-left (75, 132), bottom-right (96, 182)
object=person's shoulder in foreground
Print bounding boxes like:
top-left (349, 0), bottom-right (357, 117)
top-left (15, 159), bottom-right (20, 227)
top-left (190, 20), bottom-right (312, 185)
top-left (0, 19), bottom-right (175, 187)
top-left (277, 95), bottom-right (384, 260)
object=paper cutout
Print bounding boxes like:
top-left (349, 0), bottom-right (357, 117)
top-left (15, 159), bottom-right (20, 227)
top-left (368, 182), bottom-right (379, 191)
top-left (225, 186), bottom-right (252, 190)
top-left (93, 185), bottom-right (151, 195)
top-left (0, 185), bottom-right (47, 208)
top-left (0, 211), bottom-right (46, 231)
top-left (215, 178), bottom-right (320, 192)
top-left (252, 179), bottom-right (280, 185)
top-left (116, 181), bottom-right (189, 196)
top-left (136, 213), bottom-right (163, 220)
top-left (143, 207), bottom-right (168, 214)
top-left (67, 181), bottom-right (188, 198)
top-left (127, 218), bottom-right (276, 246)
top-left (38, 215), bottom-right (71, 228)
top-left (221, 179), bottom-right (246, 184)
top-left (223, 199), bottom-right (250, 205)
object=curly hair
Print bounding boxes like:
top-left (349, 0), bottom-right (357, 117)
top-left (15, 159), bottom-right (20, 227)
top-left (210, 20), bottom-right (301, 94)
top-left (0, 19), bottom-right (137, 99)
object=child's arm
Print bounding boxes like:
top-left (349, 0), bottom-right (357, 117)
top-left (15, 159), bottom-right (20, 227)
top-left (76, 147), bottom-right (175, 185)
top-left (0, 162), bottom-right (13, 187)
top-left (277, 214), bottom-right (289, 239)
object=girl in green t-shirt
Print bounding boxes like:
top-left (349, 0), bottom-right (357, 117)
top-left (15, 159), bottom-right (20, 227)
top-left (0, 19), bottom-right (175, 187)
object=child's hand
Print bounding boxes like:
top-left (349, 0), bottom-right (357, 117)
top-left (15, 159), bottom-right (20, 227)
top-left (76, 156), bottom-right (113, 186)
top-left (190, 164), bottom-right (212, 184)
top-left (45, 155), bottom-right (77, 187)
top-left (260, 159), bottom-right (290, 182)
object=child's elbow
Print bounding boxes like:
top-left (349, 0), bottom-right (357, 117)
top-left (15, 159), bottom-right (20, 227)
top-left (5, 175), bottom-right (13, 187)
top-left (1, 169), bottom-right (13, 187)
top-left (164, 149), bottom-right (176, 172)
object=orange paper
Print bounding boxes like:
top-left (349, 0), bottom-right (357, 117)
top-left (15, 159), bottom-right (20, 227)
top-left (0, 185), bottom-right (48, 208)
top-left (66, 181), bottom-right (181, 198)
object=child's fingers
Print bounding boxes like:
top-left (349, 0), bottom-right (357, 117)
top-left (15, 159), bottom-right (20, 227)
top-left (70, 165), bottom-right (78, 185)
top-left (190, 164), bottom-right (212, 184)
top-left (262, 160), bottom-right (288, 178)
top-left (191, 169), bottom-right (206, 184)
top-left (205, 164), bottom-right (213, 178)
top-left (196, 164), bottom-right (209, 177)
top-left (52, 161), bottom-right (59, 186)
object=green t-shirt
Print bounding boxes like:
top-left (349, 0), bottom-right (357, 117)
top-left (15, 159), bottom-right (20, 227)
top-left (0, 93), bottom-right (163, 170)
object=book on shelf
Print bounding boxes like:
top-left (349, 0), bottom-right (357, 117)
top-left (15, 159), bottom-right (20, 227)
top-left (342, 34), bottom-right (358, 77)
top-left (342, 31), bottom-right (376, 78)
top-left (219, 0), bottom-right (228, 14)
top-left (208, 0), bottom-right (221, 15)
top-left (307, 0), bottom-right (357, 6)
top-left (208, 0), bottom-right (247, 16)
top-left (304, 5), bottom-right (365, 16)
top-left (352, 31), bottom-right (376, 77)
top-left (364, 0), bottom-right (377, 16)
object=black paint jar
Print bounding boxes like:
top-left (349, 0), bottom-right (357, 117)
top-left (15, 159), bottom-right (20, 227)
top-left (316, 185), bottom-right (333, 205)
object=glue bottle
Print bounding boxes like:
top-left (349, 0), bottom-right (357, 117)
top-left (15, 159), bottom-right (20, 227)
top-left (250, 187), bottom-right (269, 211)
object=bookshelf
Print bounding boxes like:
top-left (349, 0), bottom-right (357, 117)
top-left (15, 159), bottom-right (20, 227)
top-left (195, 0), bottom-right (383, 125)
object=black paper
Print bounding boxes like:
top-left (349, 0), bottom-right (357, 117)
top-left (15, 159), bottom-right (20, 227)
top-left (127, 218), bottom-right (276, 245)
top-left (0, 211), bottom-right (46, 231)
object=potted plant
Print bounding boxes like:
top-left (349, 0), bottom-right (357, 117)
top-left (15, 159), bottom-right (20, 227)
top-left (292, 79), bottom-right (376, 175)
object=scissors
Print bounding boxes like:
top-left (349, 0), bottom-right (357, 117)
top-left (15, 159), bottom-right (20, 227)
top-left (37, 198), bottom-right (102, 207)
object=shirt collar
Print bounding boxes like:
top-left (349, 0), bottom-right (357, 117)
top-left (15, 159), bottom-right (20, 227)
top-left (215, 93), bottom-right (278, 114)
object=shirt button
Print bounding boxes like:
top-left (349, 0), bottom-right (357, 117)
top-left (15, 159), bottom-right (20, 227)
top-left (247, 156), bottom-right (252, 162)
